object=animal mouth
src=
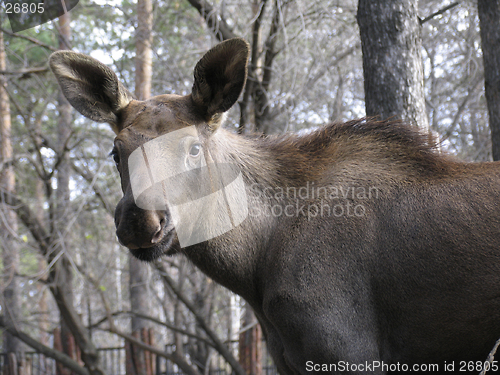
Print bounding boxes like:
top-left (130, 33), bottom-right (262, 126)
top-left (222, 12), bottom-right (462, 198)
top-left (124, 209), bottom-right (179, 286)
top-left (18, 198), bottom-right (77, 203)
top-left (128, 227), bottom-right (178, 262)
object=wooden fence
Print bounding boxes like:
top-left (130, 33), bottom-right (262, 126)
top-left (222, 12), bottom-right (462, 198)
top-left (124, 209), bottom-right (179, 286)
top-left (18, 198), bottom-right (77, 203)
top-left (0, 342), bottom-right (277, 375)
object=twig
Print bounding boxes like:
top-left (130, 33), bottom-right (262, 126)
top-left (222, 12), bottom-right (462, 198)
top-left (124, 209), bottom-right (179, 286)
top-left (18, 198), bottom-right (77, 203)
top-left (0, 67), bottom-right (49, 75)
top-left (420, 2), bottom-right (460, 24)
top-left (91, 310), bottom-right (215, 347)
top-left (480, 338), bottom-right (500, 375)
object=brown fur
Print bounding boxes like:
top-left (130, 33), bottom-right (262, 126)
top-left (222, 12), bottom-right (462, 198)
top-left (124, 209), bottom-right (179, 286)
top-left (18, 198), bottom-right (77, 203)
top-left (50, 39), bottom-right (500, 375)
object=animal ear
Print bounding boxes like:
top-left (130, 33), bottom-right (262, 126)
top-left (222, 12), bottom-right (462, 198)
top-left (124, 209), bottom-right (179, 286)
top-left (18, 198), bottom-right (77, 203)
top-left (49, 51), bottom-right (134, 133)
top-left (191, 38), bottom-right (250, 125)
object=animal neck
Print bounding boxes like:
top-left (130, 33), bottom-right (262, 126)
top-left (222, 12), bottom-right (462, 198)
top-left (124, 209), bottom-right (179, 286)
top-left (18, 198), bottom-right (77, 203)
top-left (180, 129), bottom-right (282, 304)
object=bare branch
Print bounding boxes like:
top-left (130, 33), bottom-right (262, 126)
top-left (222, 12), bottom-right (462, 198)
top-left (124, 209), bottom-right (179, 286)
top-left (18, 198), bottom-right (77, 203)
top-left (0, 190), bottom-right (50, 254)
top-left (70, 163), bottom-right (115, 215)
top-left (77, 263), bottom-right (202, 375)
top-left (441, 75), bottom-right (483, 142)
top-left (0, 192), bottom-right (105, 374)
top-left (108, 326), bottom-right (202, 375)
top-left (0, 27), bottom-right (58, 51)
top-left (0, 67), bottom-right (49, 75)
top-left (92, 310), bottom-right (215, 347)
top-left (238, 0), bottom-right (268, 133)
top-left (253, 0), bottom-right (281, 133)
top-left (480, 338), bottom-right (500, 375)
top-left (420, 2), bottom-right (460, 24)
top-left (185, 0), bottom-right (236, 41)
top-left (155, 261), bottom-right (246, 375)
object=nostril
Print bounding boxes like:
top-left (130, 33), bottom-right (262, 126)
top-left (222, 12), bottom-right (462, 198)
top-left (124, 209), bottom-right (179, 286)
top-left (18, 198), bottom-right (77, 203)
top-left (151, 224), bottom-right (163, 244)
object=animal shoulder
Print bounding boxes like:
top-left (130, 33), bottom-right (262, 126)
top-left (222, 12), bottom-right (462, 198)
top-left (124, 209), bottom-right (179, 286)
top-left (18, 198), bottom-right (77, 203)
top-left (258, 120), bottom-right (451, 179)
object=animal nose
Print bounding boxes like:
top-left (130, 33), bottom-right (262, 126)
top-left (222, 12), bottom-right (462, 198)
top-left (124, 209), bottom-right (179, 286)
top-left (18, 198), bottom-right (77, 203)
top-left (115, 207), bottom-right (166, 249)
top-left (150, 222), bottom-right (165, 243)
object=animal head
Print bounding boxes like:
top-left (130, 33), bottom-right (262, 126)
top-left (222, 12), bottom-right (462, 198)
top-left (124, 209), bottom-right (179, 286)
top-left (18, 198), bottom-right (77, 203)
top-left (50, 38), bottom-right (250, 261)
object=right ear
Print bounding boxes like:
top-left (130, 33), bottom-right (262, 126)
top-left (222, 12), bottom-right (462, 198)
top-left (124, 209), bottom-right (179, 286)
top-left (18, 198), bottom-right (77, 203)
top-left (191, 38), bottom-right (250, 127)
top-left (49, 51), bottom-right (134, 133)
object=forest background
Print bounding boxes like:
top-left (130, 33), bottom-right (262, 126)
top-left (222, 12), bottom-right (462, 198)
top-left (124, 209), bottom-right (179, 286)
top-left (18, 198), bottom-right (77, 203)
top-left (0, 0), bottom-right (499, 374)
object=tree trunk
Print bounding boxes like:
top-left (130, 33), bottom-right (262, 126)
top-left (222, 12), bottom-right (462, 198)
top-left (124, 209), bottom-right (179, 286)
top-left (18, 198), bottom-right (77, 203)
top-left (128, 259), bottom-right (151, 375)
top-left (55, 13), bottom-right (78, 375)
top-left (357, 0), bottom-right (429, 131)
top-left (128, 0), bottom-right (153, 373)
top-left (252, 0), bottom-right (280, 134)
top-left (478, 0), bottom-right (500, 161)
top-left (0, 28), bottom-right (23, 358)
top-left (34, 107), bottom-right (50, 349)
top-left (51, 12), bottom-right (104, 375)
top-left (135, 0), bottom-right (153, 101)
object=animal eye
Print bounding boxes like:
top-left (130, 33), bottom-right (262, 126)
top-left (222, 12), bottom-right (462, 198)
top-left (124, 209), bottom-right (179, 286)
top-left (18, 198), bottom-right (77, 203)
top-left (189, 143), bottom-right (201, 157)
top-left (110, 148), bottom-right (120, 166)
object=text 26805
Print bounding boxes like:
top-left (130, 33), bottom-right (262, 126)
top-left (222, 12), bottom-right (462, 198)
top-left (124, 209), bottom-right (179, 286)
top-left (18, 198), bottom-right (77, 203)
top-left (4, 2), bottom-right (44, 14)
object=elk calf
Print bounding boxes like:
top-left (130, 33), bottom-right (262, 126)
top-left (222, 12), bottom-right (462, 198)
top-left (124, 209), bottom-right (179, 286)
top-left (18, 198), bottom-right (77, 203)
top-left (50, 38), bottom-right (500, 374)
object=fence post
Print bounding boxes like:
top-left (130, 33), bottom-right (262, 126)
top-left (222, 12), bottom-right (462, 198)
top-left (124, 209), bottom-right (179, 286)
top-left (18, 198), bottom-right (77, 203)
top-left (238, 307), bottom-right (262, 375)
top-left (155, 353), bottom-right (161, 375)
top-left (3, 353), bottom-right (16, 375)
top-left (126, 331), bottom-right (147, 375)
top-left (147, 328), bottom-right (156, 375)
top-left (141, 328), bottom-right (151, 375)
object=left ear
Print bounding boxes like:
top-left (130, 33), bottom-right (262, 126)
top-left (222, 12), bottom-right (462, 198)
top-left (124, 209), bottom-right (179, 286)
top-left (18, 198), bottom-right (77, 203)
top-left (49, 51), bottom-right (134, 133)
top-left (191, 38), bottom-right (250, 125)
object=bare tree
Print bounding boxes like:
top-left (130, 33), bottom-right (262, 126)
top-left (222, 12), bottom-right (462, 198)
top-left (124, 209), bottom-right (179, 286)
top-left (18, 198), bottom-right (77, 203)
top-left (186, 0), bottom-right (288, 134)
top-left (127, 0), bottom-right (155, 373)
top-left (357, 0), bottom-right (429, 131)
top-left (0, 27), bottom-right (24, 366)
top-left (53, 12), bottom-right (79, 375)
top-left (478, 0), bottom-right (500, 161)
